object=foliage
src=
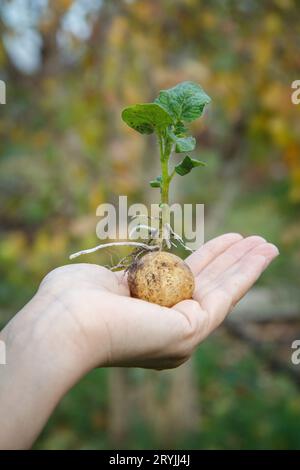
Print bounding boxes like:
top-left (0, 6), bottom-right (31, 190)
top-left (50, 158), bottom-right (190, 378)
top-left (175, 155), bottom-right (206, 176)
top-left (121, 103), bottom-right (173, 135)
top-left (122, 80), bottom-right (210, 185)
top-left (122, 81), bottom-right (210, 233)
top-left (155, 81), bottom-right (210, 123)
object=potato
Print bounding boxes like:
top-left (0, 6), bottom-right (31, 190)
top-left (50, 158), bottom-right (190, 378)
top-left (127, 251), bottom-right (195, 307)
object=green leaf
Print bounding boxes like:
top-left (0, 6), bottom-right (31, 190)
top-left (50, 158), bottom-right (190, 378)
top-left (175, 136), bottom-right (196, 153)
top-left (175, 155), bottom-right (206, 176)
top-left (166, 130), bottom-right (196, 152)
top-left (174, 121), bottom-right (187, 136)
top-left (149, 176), bottom-right (162, 188)
top-left (155, 81), bottom-right (211, 123)
top-left (121, 103), bottom-right (173, 134)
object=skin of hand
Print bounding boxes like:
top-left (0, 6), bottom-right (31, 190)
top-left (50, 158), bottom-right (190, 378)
top-left (0, 233), bottom-right (279, 448)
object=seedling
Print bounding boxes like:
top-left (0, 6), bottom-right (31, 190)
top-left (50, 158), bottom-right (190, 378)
top-left (70, 81), bottom-right (211, 307)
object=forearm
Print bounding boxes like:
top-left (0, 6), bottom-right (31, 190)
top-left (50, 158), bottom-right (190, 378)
top-left (0, 294), bottom-right (88, 449)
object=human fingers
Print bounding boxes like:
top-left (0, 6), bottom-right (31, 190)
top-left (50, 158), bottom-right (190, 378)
top-left (185, 233), bottom-right (243, 276)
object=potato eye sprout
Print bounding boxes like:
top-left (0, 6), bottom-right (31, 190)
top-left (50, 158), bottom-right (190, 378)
top-left (70, 81), bottom-right (211, 307)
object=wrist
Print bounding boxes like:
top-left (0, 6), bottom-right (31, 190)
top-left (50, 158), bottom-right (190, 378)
top-left (0, 291), bottom-right (103, 449)
top-left (0, 281), bottom-right (110, 449)
top-left (1, 292), bottom-right (89, 398)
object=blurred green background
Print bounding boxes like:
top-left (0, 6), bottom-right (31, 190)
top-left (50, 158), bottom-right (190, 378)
top-left (1, 0), bottom-right (300, 449)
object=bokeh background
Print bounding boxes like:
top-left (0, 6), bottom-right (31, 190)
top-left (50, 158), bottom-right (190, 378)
top-left (1, 0), bottom-right (300, 449)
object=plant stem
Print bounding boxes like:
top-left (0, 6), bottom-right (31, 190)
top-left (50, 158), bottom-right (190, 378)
top-left (161, 157), bottom-right (170, 205)
top-left (158, 132), bottom-right (173, 244)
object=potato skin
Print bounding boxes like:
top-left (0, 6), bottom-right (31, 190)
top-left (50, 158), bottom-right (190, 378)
top-left (127, 251), bottom-right (195, 307)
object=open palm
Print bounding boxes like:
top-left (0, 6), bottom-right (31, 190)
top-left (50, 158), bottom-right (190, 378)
top-left (39, 233), bottom-right (278, 371)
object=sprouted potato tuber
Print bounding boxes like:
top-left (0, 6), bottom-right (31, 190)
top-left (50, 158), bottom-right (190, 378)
top-left (70, 81), bottom-right (211, 307)
top-left (128, 251), bottom-right (195, 307)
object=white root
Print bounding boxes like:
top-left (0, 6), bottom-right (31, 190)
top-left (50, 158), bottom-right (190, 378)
top-left (128, 216), bottom-right (193, 251)
top-left (69, 241), bottom-right (160, 260)
top-left (70, 218), bottom-right (192, 264)
top-left (165, 224), bottom-right (194, 253)
top-left (106, 254), bottom-right (131, 271)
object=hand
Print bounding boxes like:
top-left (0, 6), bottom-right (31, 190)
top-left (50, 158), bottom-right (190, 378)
top-left (0, 233), bottom-right (279, 449)
top-left (36, 233), bottom-right (279, 371)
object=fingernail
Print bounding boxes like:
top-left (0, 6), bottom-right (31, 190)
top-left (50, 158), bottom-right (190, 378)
top-left (270, 244), bottom-right (280, 256)
top-left (263, 252), bottom-right (279, 269)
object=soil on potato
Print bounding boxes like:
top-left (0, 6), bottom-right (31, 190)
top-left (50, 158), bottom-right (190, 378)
top-left (127, 251), bottom-right (195, 307)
